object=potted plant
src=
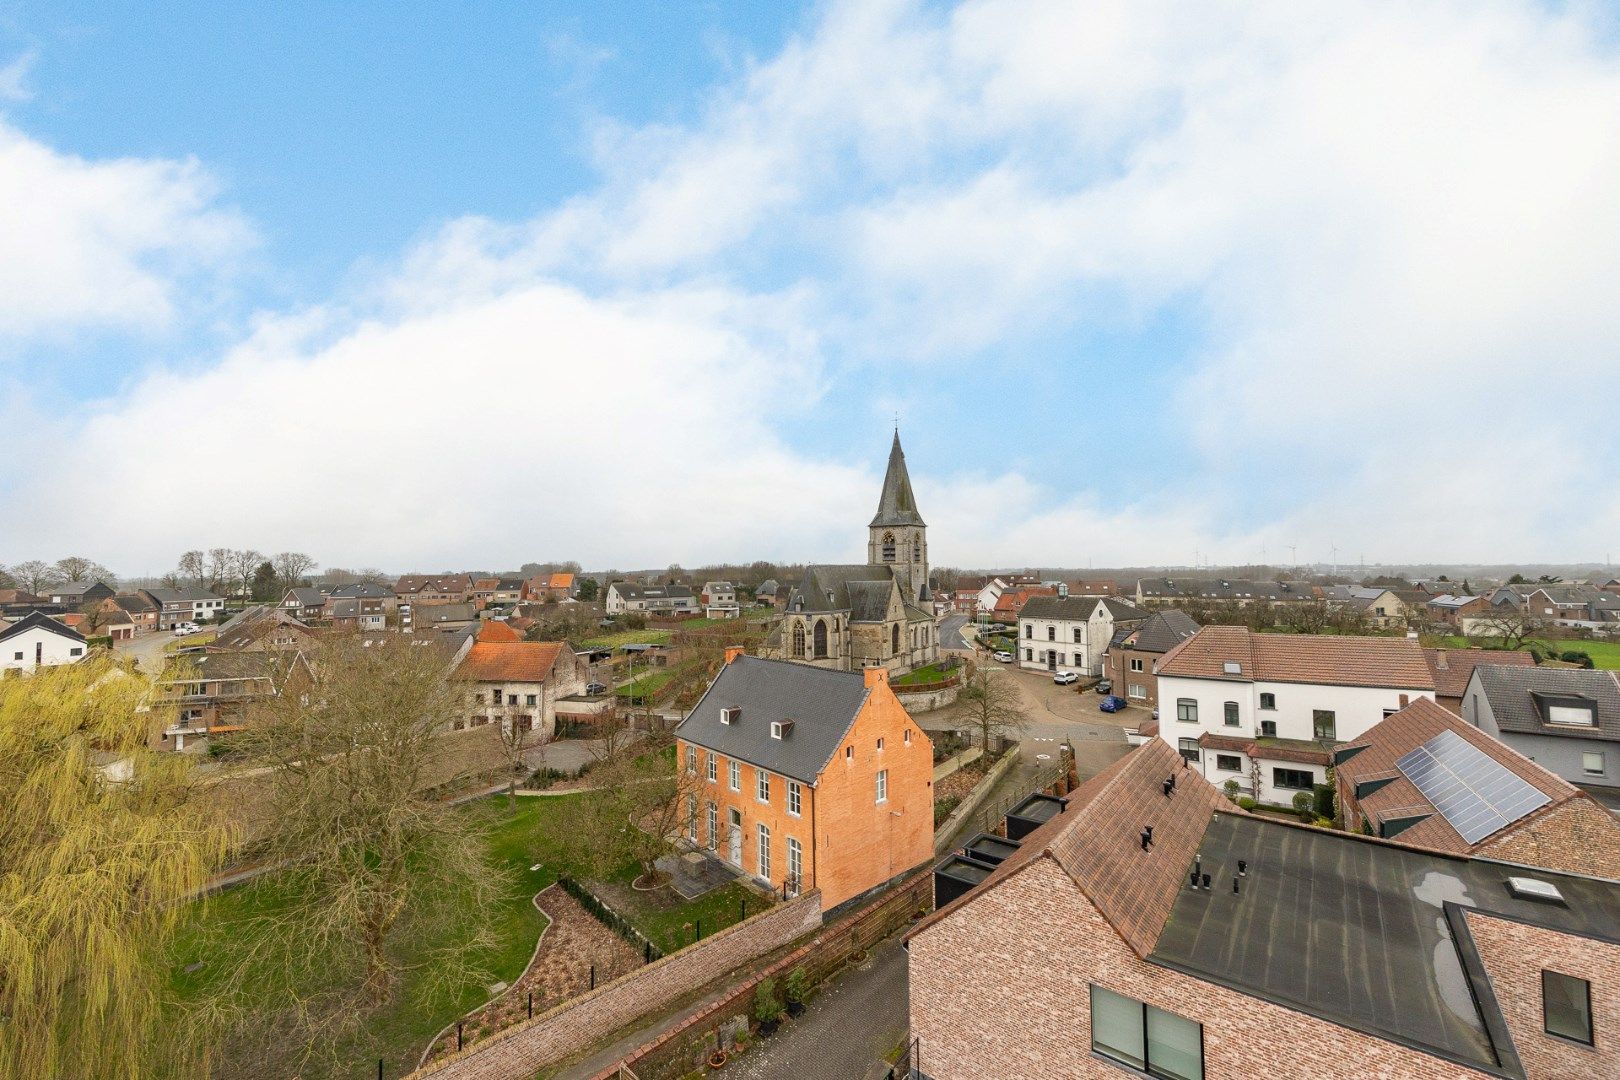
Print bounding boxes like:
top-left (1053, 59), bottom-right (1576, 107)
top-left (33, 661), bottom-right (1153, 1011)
top-left (754, 977), bottom-right (784, 1037)
top-left (783, 965), bottom-right (809, 1018)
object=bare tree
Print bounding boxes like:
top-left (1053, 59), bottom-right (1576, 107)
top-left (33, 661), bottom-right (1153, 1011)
top-left (955, 661), bottom-right (1028, 752)
top-left (230, 549), bottom-right (265, 601)
top-left (1466, 611), bottom-right (1546, 651)
top-left (489, 700), bottom-right (551, 812)
top-left (272, 551), bottom-right (317, 589)
top-left (10, 560), bottom-right (61, 593)
top-left (54, 555), bottom-right (114, 585)
top-left (206, 548), bottom-right (233, 592)
top-left (560, 730), bottom-right (701, 887)
top-left (177, 550), bottom-right (208, 589)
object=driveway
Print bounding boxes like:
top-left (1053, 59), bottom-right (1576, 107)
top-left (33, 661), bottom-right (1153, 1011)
top-left (113, 631), bottom-right (175, 674)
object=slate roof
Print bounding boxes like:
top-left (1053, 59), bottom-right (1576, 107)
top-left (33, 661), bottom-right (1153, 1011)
top-left (870, 431), bottom-right (925, 528)
top-left (283, 587), bottom-right (326, 608)
top-left (326, 582), bottom-right (392, 599)
top-left (1138, 578), bottom-right (1309, 602)
top-left (786, 565), bottom-right (898, 620)
top-left (1422, 647), bottom-right (1534, 699)
top-left (676, 655), bottom-right (872, 783)
top-left (1156, 626), bottom-right (1435, 689)
top-left (413, 603), bottom-right (477, 626)
top-left (1126, 610), bottom-right (1201, 654)
top-left (454, 641), bottom-right (567, 683)
top-left (145, 587), bottom-right (223, 604)
top-left (212, 611), bottom-right (311, 651)
top-left (111, 593), bottom-right (158, 614)
top-left (610, 583), bottom-right (695, 601)
top-left (1471, 664), bottom-right (1620, 742)
top-left (49, 580), bottom-right (109, 597)
top-left (1020, 595), bottom-right (1146, 624)
top-left (1336, 698), bottom-right (1585, 855)
top-left (0, 610), bottom-right (86, 644)
top-left (395, 574), bottom-right (472, 595)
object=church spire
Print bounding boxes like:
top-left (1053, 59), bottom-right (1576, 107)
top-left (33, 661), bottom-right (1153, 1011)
top-left (870, 430), bottom-right (926, 528)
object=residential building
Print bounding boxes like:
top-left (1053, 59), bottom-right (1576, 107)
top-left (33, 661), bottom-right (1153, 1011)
top-left (1328, 586), bottom-right (1410, 628)
top-left (990, 586), bottom-right (1057, 625)
top-left (675, 652), bottom-right (934, 908)
top-left (754, 578), bottom-right (782, 607)
top-left (908, 738), bottom-right (1620, 1080)
top-left (1427, 593), bottom-right (1490, 627)
top-left (700, 581), bottom-right (741, 618)
top-left (1017, 595), bottom-right (1147, 676)
top-left (522, 572), bottom-right (577, 603)
top-left (1135, 577), bottom-right (1315, 606)
top-left (451, 635), bottom-right (587, 738)
top-left (408, 602), bottom-right (478, 633)
top-left (1523, 585), bottom-right (1620, 629)
top-left (1154, 626), bottom-right (1435, 804)
top-left (46, 580), bottom-right (115, 608)
top-left (104, 593), bottom-right (159, 634)
top-left (395, 574), bottom-right (473, 606)
top-left (1064, 580), bottom-right (1119, 597)
top-left (210, 609), bottom-right (317, 653)
top-left (1335, 698), bottom-right (1620, 877)
top-left (0, 611), bottom-right (89, 671)
top-left (1462, 665), bottom-right (1620, 788)
top-left (0, 588), bottom-right (41, 606)
top-left (324, 581), bottom-right (396, 609)
top-left (326, 596), bottom-right (387, 631)
top-left (604, 582), bottom-right (700, 615)
top-left (280, 586), bottom-right (328, 622)
top-left (1424, 646), bottom-right (1536, 713)
top-left (1104, 609), bottom-right (1200, 706)
top-left (154, 651), bottom-right (311, 751)
top-left (140, 587), bottom-right (226, 629)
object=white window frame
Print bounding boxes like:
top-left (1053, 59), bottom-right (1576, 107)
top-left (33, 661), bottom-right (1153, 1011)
top-left (757, 823), bottom-right (771, 880)
top-left (876, 768), bottom-right (888, 804)
top-left (788, 780), bottom-right (802, 817)
top-left (729, 759), bottom-right (740, 791)
top-left (756, 769), bottom-right (771, 803)
top-left (707, 755), bottom-right (717, 783)
top-left (685, 745), bottom-right (697, 774)
top-left (1582, 751), bottom-right (1605, 776)
top-left (787, 837), bottom-right (802, 894)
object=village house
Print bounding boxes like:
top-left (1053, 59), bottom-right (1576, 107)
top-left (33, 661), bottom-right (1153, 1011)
top-left (1154, 626), bottom-right (1436, 805)
top-left (908, 738), bottom-right (1620, 1080)
top-left (395, 573), bottom-right (474, 610)
top-left (280, 586), bottom-right (327, 622)
top-left (675, 651), bottom-right (934, 908)
top-left (1335, 697), bottom-right (1620, 878)
top-left (140, 587), bottom-right (226, 629)
top-left (1017, 595), bottom-right (1147, 677)
top-left (211, 608), bottom-right (317, 652)
top-left (1424, 646), bottom-right (1536, 713)
top-left (1462, 665), bottom-right (1620, 788)
top-left (46, 580), bottom-right (115, 608)
top-left (408, 602), bottom-right (478, 634)
top-left (604, 581), bottom-right (699, 615)
top-left (1104, 609), bottom-right (1200, 707)
top-left (154, 651), bottom-right (311, 751)
top-left (324, 581), bottom-right (396, 609)
top-left (450, 628), bottom-right (587, 738)
top-left (522, 572), bottom-right (577, 603)
top-left (99, 593), bottom-right (159, 634)
top-left (1427, 593), bottom-right (1490, 627)
top-left (1135, 577), bottom-right (1314, 607)
top-left (701, 581), bottom-right (741, 618)
top-left (325, 596), bottom-right (387, 631)
top-left (0, 611), bottom-right (89, 671)
top-left (990, 586), bottom-right (1057, 625)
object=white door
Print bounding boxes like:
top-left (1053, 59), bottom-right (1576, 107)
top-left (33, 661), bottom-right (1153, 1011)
top-left (728, 809), bottom-right (743, 866)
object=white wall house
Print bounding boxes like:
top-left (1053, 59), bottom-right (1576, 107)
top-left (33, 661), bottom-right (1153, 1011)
top-left (0, 612), bottom-right (90, 672)
top-left (1017, 596), bottom-right (1146, 677)
top-left (1154, 626), bottom-right (1436, 805)
top-left (605, 582), bottom-right (699, 615)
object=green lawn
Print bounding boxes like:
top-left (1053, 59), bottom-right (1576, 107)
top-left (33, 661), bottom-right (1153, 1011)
top-left (895, 662), bottom-right (960, 686)
top-left (163, 630), bottom-right (217, 652)
top-left (615, 670), bottom-right (675, 700)
top-left (1438, 635), bottom-right (1620, 670)
top-left (580, 629), bottom-right (673, 649)
top-left (170, 792), bottom-right (764, 1075)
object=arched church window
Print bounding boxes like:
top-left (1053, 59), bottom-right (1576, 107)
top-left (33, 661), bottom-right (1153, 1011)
top-left (813, 619), bottom-right (829, 658)
top-left (881, 532), bottom-right (896, 562)
top-left (892, 623), bottom-right (901, 655)
top-left (792, 622), bottom-right (806, 658)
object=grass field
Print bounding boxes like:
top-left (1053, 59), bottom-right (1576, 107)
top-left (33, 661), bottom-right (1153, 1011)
top-left (615, 670), bottom-right (675, 700)
top-left (580, 628), bottom-right (673, 649)
top-left (895, 661), bottom-right (960, 686)
top-left (163, 631), bottom-right (217, 652)
top-left (1439, 635), bottom-right (1620, 670)
top-left (170, 791), bottom-right (761, 1076)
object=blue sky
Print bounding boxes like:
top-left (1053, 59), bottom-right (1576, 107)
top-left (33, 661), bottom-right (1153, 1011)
top-left (3, 1), bottom-right (1620, 575)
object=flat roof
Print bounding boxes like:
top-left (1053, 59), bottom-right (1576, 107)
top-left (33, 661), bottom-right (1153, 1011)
top-left (1008, 793), bottom-right (1064, 823)
top-left (1150, 812), bottom-right (1620, 1073)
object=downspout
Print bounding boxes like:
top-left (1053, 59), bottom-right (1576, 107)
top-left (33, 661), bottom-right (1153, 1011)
top-left (809, 778), bottom-right (818, 899)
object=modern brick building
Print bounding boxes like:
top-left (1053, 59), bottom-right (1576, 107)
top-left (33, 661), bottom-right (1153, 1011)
top-left (675, 651), bottom-right (934, 908)
top-left (909, 739), bottom-right (1620, 1079)
top-left (1104, 609), bottom-right (1200, 707)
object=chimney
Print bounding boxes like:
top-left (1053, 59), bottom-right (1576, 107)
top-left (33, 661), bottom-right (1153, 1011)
top-left (864, 666), bottom-right (890, 689)
top-left (1399, 693), bottom-right (1409, 707)
top-left (724, 646), bottom-right (745, 665)
top-left (1434, 649), bottom-right (1449, 670)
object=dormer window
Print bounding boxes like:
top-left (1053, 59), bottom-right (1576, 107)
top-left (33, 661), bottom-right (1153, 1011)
top-left (720, 707), bottom-right (741, 725)
top-left (1222, 661), bottom-right (1242, 675)
top-left (771, 720), bottom-right (794, 740)
top-left (1534, 692), bottom-right (1597, 728)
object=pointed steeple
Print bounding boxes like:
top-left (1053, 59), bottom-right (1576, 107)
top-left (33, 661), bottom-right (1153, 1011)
top-left (870, 430), bottom-right (926, 528)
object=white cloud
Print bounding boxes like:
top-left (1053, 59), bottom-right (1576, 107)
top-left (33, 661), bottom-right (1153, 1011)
top-left (0, 118), bottom-right (252, 340)
top-left (0, 50), bottom-right (38, 102)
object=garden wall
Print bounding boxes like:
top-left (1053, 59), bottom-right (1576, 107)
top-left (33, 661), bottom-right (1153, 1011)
top-left (407, 890), bottom-right (823, 1080)
top-left (895, 684), bottom-right (958, 712)
top-left (597, 868), bottom-right (935, 1080)
top-left (932, 742), bottom-right (1022, 855)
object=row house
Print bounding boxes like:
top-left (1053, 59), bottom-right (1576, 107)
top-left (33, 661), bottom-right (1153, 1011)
top-left (1335, 697), bottom-right (1620, 878)
top-left (675, 653), bottom-right (933, 908)
top-left (327, 596), bottom-right (386, 631)
top-left (1425, 646), bottom-right (1535, 713)
top-left (1103, 609), bottom-right (1200, 707)
top-left (324, 581), bottom-right (396, 608)
top-left (280, 587), bottom-right (327, 622)
top-left (909, 738), bottom-right (1620, 1080)
top-left (1017, 596), bottom-right (1147, 677)
top-left (1154, 626), bottom-right (1436, 805)
top-left (140, 587), bottom-right (226, 629)
top-left (990, 586), bottom-right (1056, 624)
top-left (1136, 577), bottom-right (1316, 607)
top-left (522, 572), bottom-right (576, 602)
top-left (0, 611), bottom-right (88, 671)
top-left (395, 573), bottom-right (474, 607)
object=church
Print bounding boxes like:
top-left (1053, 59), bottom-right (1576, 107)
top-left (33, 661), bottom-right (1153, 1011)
top-left (765, 432), bottom-right (940, 673)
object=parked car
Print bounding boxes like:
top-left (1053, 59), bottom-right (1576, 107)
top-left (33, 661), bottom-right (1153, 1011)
top-left (1099, 695), bottom-right (1127, 713)
top-left (172, 622), bottom-right (200, 636)
top-left (1094, 679), bottom-right (1113, 694)
top-left (993, 651), bottom-right (1015, 663)
top-left (583, 681), bottom-right (607, 696)
top-left (1053, 670), bottom-right (1080, 685)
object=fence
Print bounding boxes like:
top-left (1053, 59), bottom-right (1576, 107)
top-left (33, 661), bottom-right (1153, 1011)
top-left (890, 1035), bottom-right (922, 1080)
top-left (961, 755), bottom-right (1068, 841)
top-left (557, 877), bottom-right (665, 963)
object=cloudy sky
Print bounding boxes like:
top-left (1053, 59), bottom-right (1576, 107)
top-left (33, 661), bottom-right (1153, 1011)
top-left (4, 0), bottom-right (1620, 576)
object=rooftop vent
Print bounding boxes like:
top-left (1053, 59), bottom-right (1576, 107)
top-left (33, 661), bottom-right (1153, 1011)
top-left (1507, 877), bottom-right (1566, 904)
top-left (1162, 775), bottom-right (1176, 797)
top-left (770, 720), bottom-right (794, 740)
top-left (720, 707), bottom-right (740, 725)
top-left (1140, 826), bottom-right (1154, 851)
top-left (1223, 660), bottom-right (1242, 674)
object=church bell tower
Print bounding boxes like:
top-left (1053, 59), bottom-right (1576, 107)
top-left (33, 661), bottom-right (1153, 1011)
top-left (868, 431), bottom-right (930, 604)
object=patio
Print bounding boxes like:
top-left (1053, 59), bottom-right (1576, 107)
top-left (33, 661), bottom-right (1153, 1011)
top-left (657, 846), bottom-right (744, 901)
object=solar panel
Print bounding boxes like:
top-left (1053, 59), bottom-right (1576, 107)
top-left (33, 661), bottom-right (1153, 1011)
top-left (1396, 729), bottom-right (1551, 844)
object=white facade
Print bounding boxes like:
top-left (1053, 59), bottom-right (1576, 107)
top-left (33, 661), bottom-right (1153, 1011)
top-left (1155, 673), bottom-right (1435, 805)
top-left (975, 578), bottom-right (1006, 615)
top-left (1, 622), bottom-right (88, 672)
top-left (1018, 602), bottom-right (1131, 676)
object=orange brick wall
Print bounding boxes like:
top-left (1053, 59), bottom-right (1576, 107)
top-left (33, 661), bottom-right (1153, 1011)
top-left (909, 857), bottom-right (1503, 1080)
top-left (680, 740), bottom-right (822, 899)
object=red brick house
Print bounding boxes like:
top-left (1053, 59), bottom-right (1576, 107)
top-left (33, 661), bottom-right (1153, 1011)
top-left (675, 651), bottom-right (934, 908)
top-left (909, 739), bottom-right (1620, 1079)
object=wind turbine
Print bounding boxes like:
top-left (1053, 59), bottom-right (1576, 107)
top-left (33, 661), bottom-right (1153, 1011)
top-left (1329, 544), bottom-right (1339, 578)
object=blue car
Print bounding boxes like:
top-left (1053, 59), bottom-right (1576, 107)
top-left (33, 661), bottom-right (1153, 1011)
top-left (1098, 695), bottom-right (1127, 713)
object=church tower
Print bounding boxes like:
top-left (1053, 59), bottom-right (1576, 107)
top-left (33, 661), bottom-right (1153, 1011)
top-left (868, 431), bottom-right (930, 604)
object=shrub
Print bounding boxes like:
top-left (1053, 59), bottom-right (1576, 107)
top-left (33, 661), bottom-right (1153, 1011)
top-left (783, 965), bottom-right (809, 1006)
top-left (1291, 791), bottom-right (1315, 819)
top-left (1560, 650), bottom-right (1595, 669)
top-left (933, 796), bottom-right (961, 827)
top-left (1222, 779), bottom-right (1240, 800)
top-left (754, 978), bottom-right (783, 1025)
top-left (1312, 783), bottom-right (1335, 819)
top-left (1236, 797), bottom-right (1258, 811)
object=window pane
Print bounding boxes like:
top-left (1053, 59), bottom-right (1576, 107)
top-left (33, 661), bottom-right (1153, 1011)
top-left (1090, 986), bottom-right (1145, 1069)
top-left (1543, 970), bottom-right (1592, 1044)
top-left (1146, 1005), bottom-right (1203, 1080)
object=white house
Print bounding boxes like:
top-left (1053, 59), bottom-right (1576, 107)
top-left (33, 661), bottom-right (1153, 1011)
top-left (604, 582), bottom-right (699, 615)
top-left (1154, 626), bottom-right (1436, 805)
top-left (1017, 596), bottom-right (1146, 676)
top-left (0, 611), bottom-right (90, 672)
top-left (141, 587), bottom-right (226, 629)
top-left (701, 581), bottom-right (741, 618)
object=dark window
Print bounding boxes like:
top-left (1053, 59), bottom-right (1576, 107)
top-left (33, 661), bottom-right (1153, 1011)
top-left (892, 623), bottom-right (900, 654)
top-left (1024, 624), bottom-right (1032, 638)
top-left (1176, 699), bottom-right (1197, 723)
top-left (1223, 702), bottom-right (1239, 727)
top-left (1090, 985), bottom-right (1204, 1080)
top-left (1274, 768), bottom-right (1314, 791)
top-left (1543, 970), bottom-right (1593, 1045)
top-left (1313, 710), bottom-right (1336, 740)
top-left (1178, 738), bottom-right (1200, 766)
top-left (1047, 626), bottom-right (1056, 641)
top-left (813, 619), bottom-right (828, 658)
top-left (1259, 692), bottom-right (1276, 710)
top-left (1216, 754), bottom-right (1241, 772)
top-left (881, 532), bottom-right (896, 562)
top-left (792, 622), bottom-right (805, 658)
top-left (525, 693), bottom-right (538, 706)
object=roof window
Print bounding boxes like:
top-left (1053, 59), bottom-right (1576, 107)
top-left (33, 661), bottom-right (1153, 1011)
top-left (1223, 661), bottom-right (1242, 674)
top-left (1507, 877), bottom-right (1565, 904)
top-left (720, 706), bottom-right (741, 725)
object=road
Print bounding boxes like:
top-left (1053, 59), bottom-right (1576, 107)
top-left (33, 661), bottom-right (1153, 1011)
top-left (938, 613), bottom-right (971, 652)
top-left (113, 630), bottom-right (176, 674)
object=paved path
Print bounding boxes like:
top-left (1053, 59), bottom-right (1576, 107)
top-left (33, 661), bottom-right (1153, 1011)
top-left (938, 614), bottom-right (971, 652)
top-left (727, 934), bottom-right (909, 1080)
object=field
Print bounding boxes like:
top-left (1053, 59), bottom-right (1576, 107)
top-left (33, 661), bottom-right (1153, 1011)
top-left (170, 791), bottom-right (763, 1077)
top-left (895, 661), bottom-right (960, 686)
top-left (1439, 635), bottom-right (1620, 670)
top-left (580, 628), bottom-right (673, 649)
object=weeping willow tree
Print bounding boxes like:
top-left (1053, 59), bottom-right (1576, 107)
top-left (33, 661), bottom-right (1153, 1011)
top-left (0, 656), bottom-right (233, 1080)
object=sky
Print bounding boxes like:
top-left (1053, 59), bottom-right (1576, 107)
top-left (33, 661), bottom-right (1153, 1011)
top-left (3, 0), bottom-right (1620, 577)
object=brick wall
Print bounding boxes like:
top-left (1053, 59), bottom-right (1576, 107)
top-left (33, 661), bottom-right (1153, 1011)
top-left (1477, 798), bottom-right (1620, 880)
top-left (407, 890), bottom-right (824, 1080)
top-left (909, 856), bottom-right (1501, 1080)
top-left (1466, 910), bottom-right (1620, 1078)
top-left (603, 868), bottom-right (934, 1080)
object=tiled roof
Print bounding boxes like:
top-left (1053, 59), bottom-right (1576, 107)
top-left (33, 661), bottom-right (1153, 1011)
top-left (476, 621), bottom-right (522, 643)
top-left (1019, 595), bottom-right (1146, 623)
top-left (1472, 664), bottom-right (1620, 742)
top-left (1337, 698), bottom-right (1585, 855)
top-left (453, 641), bottom-right (567, 683)
top-left (1156, 626), bottom-right (1434, 689)
top-left (1422, 647), bottom-right (1534, 699)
